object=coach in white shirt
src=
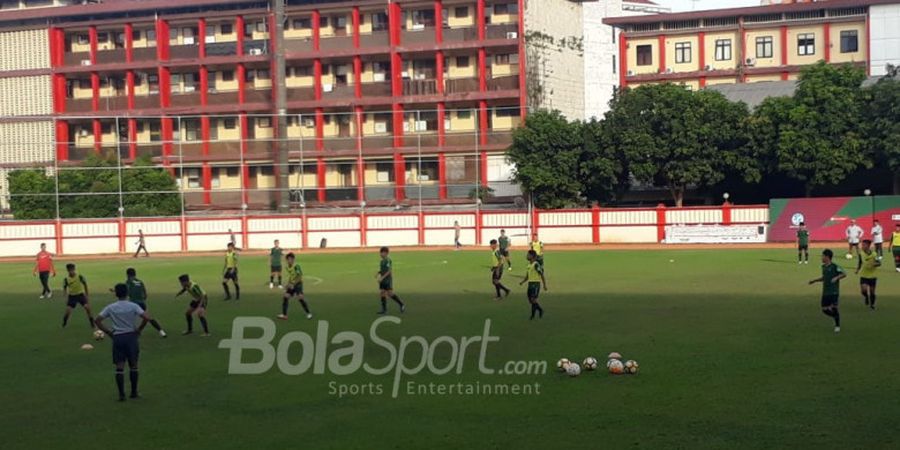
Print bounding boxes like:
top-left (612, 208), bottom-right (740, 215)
top-left (846, 220), bottom-right (864, 259)
top-left (872, 219), bottom-right (884, 260)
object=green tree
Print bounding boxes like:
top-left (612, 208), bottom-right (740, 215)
top-left (7, 170), bottom-right (55, 220)
top-left (756, 62), bottom-right (868, 196)
top-left (603, 83), bottom-right (755, 206)
top-left (862, 67), bottom-right (900, 194)
top-left (122, 156), bottom-right (182, 217)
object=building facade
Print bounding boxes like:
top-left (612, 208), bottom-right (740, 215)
top-left (0, 0), bottom-right (535, 210)
top-left (604, 0), bottom-right (900, 91)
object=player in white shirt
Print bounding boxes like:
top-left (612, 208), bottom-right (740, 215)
top-left (871, 219), bottom-right (884, 260)
top-left (846, 219), bottom-right (863, 259)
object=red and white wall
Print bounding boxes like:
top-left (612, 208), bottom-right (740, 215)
top-left (0, 204), bottom-right (768, 257)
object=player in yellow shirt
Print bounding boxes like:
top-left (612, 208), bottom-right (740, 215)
top-left (519, 250), bottom-right (547, 320)
top-left (62, 263), bottom-right (95, 330)
top-left (222, 242), bottom-right (240, 300)
top-left (530, 234), bottom-right (544, 269)
top-left (278, 253), bottom-right (312, 320)
top-left (891, 223), bottom-right (900, 273)
top-left (856, 240), bottom-right (881, 310)
top-left (176, 274), bottom-right (210, 336)
top-left (489, 239), bottom-right (510, 300)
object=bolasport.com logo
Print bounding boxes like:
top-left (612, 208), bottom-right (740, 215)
top-left (218, 317), bottom-right (547, 398)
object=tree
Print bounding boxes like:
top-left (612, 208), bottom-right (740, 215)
top-left (7, 170), bottom-right (55, 220)
top-left (603, 83), bottom-right (755, 206)
top-left (862, 68), bottom-right (900, 194)
top-left (756, 62), bottom-right (869, 196)
top-left (122, 156), bottom-right (182, 217)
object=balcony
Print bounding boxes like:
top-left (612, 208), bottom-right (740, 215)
top-left (486, 74), bottom-right (519, 91)
top-left (244, 39), bottom-right (269, 56)
top-left (360, 81), bottom-right (392, 97)
top-left (64, 52), bottom-right (91, 67)
top-left (287, 86), bottom-right (316, 101)
top-left (405, 185), bottom-right (439, 199)
top-left (133, 47), bottom-right (157, 62)
top-left (245, 88), bottom-right (273, 104)
top-left (134, 95), bottom-right (159, 110)
top-left (245, 140), bottom-right (272, 159)
top-left (67, 98), bottom-right (94, 113)
top-left (324, 188), bottom-right (358, 202)
top-left (169, 44), bottom-right (200, 60)
top-left (406, 133), bottom-right (439, 147)
top-left (445, 77), bottom-right (479, 94)
top-left (401, 28), bottom-right (436, 45)
top-left (206, 42), bottom-right (238, 57)
top-left (319, 35), bottom-right (354, 51)
top-left (322, 136), bottom-right (357, 151)
top-left (402, 79), bottom-right (438, 96)
top-left (444, 132), bottom-right (478, 147)
top-left (209, 191), bottom-right (244, 208)
top-left (359, 31), bottom-right (390, 48)
top-left (174, 142), bottom-right (203, 158)
top-left (365, 186), bottom-right (395, 201)
top-left (207, 90), bottom-right (240, 105)
top-left (170, 91), bottom-right (201, 107)
top-left (485, 130), bottom-right (513, 146)
top-left (96, 49), bottom-right (126, 64)
top-left (133, 143), bottom-right (163, 159)
top-left (284, 38), bottom-right (314, 53)
top-left (321, 83), bottom-right (355, 100)
top-left (486, 23), bottom-right (518, 40)
top-left (96, 95), bottom-right (131, 112)
top-left (442, 27), bottom-right (478, 43)
top-left (361, 135), bottom-right (393, 150)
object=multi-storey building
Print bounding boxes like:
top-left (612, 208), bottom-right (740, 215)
top-left (0, 0), bottom-right (534, 210)
top-left (604, 0), bottom-right (900, 91)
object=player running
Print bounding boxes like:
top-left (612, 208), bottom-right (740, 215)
top-left (872, 219), bottom-right (884, 260)
top-left (376, 246), bottom-right (405, 314)
top-left (489, 239), bottom-right (511, 300)
top-left (454, 221), bottom-right (462, 250)
top-left (856, 240), bottom-right (881, 310)
top-left (176, 274), bottom-right (210, 336)
top-left (530, 234), bottom-right (545, 268)
top-left (809, 249), bottom-right (846, 333)
top-left (269, 240), bottom-right (284, 289)
top-left (62, 263), bottom-right (96, 330)
top-left (892, 223), bottom-right (900, 273)
top-left (133, 229), bottom-right (149, 258)
top-left (796, 222), bottom-right (810, 264)
top-left (845, 220), bottom-right (863, 259)
top-left (222, 242), bottom-right (240, 300)
top-left (94, 283), bottom-right (152, 401)
top-left (498, 229), bottom-right (512, 270)
top-left (519, 250), bottom-right (547, 320)
top-left (33, 243), bottom-right (55, 299)
top-left (277, 252), bottom-right (312, 320)
top-left (111, 268), bottom-right (166, 337)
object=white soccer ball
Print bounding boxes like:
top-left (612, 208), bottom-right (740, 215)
top-left (624, 360), bottom-right (639, 375)
top-left (607, 359), bottom-right (625, 375)
top-left (556, 358), bottom-right (571, 372)
top-left (607, 352), bottom-right (622, 360)
top-left (845, 254), bottom-right (854, 260)
top-left (566, 363), bottom-right (582, 377)
top-left (80, 343), bottom-right (94, 351)
top-left (582, 357), bottom-right (598, 371)
top-left (93, 329), bottom-right (105, 341)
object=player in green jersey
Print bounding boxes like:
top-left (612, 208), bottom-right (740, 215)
top-left (489, 239), bottom-right (511, 300)
top-left (809, 249), bottom-right (846, 333)
top-left (269, 240), bottom-right (284, 290)
top-left (796, 222), bottom-right (810, 265)
top-left (376, 247), bottom-right (405, 315)
top-left (856, 240), bottom-right (881, 310)
top-left (109, 268), bottom-right (166, 337)
top-left (278, 252), bottom-right (312, 320)
top-left (519, 250), bottom-right (547, 320)
top-left (498, 229), bottom-right (512, 270)
top-left (176, 274), bottom-right (210, 336)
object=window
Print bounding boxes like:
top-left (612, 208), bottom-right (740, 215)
top-left (797, 33), bottom-right (815, 56)
top-left (636, 45), bottom-right (652, 66)
top-left (840, 30), bottom-right (858, 53)
top-left (292, 18), bottom-right (311, 30)
top-left (454, 6), bottom-right (467, 18)
top-left (456, 56), bottom-right (470, 68)
top-left (756, 36), bottom-right (773, 58)
top-left (292, 66), bottom-right (311, 77)
top-left (221, 23), bottom-right (233, 35)
top-left (223, 118), bottom-right (236, 129)
top-left (674, 42), bottom-right (691, 64)
top-left (222, 70), bottom-right (234, 82)
top-left (76, 34), bottom-right (89, 45)
top-left (319, 16), bottom-right (328, 28)
top-left (97, 33), bottom-right (109, 44)
top-left (258, 117), bottom-right (272, 128)
top-left (714, 39), bottom-right (732, 61)
top-left (131, 30), bottom-right (142, 41)
top-left (495, 54), bottom-right (510, 65)
top-left (245, 70), bottom-right (255, 82)
top-left (458, 110), bottom-right (472, 119)
top-left (79, 79), bottom-right (91, 89)
top-left (256, 21), bottom-right (267, 33)
top-left (494, 4), bottom-right (517, 14)
top-left (372, 12), bottom-right (389, 31)
top-left (186, 169), bottom-right (201, 189)
top-left (146, 30), bottom-right (156, 42)
top-left (257, 69), bottom-right (270, 79)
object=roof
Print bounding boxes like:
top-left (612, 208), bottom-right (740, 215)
top-left (707, 75), bottom-right (895, 109)
top-left (604, 0), bottom-right (900, 26)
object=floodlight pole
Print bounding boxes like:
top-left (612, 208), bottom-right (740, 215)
top-left (273, 0), bottom-right (290, 212)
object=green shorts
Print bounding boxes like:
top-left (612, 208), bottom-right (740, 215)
top-left (527, 282), bottom-right (541, 299)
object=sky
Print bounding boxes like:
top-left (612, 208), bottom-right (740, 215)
top-left (658, 0), bottom-right (761, 12)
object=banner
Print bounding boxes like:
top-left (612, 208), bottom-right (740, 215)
top-left (768, 196), bottom-right (900, 242)
top-left (664, 224), bottom-right (767, 244)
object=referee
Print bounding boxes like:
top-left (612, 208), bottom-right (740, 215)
top-left (94, 284), bottom-right (151, 401)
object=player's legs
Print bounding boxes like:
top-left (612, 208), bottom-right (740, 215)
top-left (114, 360), bottom-right (127, 401)
top-left (875, 243), bottom-right (883, 259)
top-left (222, 273), bottom-right (232, 300)
top-left (233, 270), bottom-right (240, 299)
top-left (183, 305), bottom-right (196, 334)
top-left (62, 305), bottom-right (74, 327)
top-left (82, 301), bottom-right (96, 329)
top-left (133, 246), bottom-right (141, 258)
top-left (141, 245), bottom-right (149, 257)
top-left (527, 284), bottom-right (543, 319)
top-left (297, 293), bottom-right (312, 318)
top-left (126, 337), bottom-right (140, 398)
top-left (378, 289), bottom-right (388, 314)
top-left (197, 307), bottom-right (209, 335)
top-left (820, 296), bottom-right (840, 331)
top-left (868, 279), bottom-right (877, 309)
top-left (39, 272), bottom-right (51, 297)
top-left (278, 292), bottom-right (291, 319)
top-left (860, 281), bottom-right (871, 306)
top-left (385, 288), bottom-right (404, 312)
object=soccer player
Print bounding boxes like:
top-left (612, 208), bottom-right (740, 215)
top-left (796, 222), bottom-right (810, 265)
top-left (277, 252), bottom-right (312, 320)
top-left (519, 250), bottom-right (547, 320)
top-left (269, 240), bottom-right (283, 289)
top-left (530, 234), bottom-right (545, 268)
top-left (112, 268), bottom-right (166, 337)
top-left (454, 221), bottom-right (461, 250)
top-left (892, 223), bottom-right (900, 273)
top-left (845, 219), bottom-right (863, 259)
top-left (176, 274), bottom-right (210, 336)
top-left (872, 219), bottom-right (884, 260)
top-left (489, 239), bottom-right (511, 300)
top-left (62, 263), bottom-right (95, 330)
top-left (498, 229), bottom-right (512, 270)
top-left (222, 242), bottom-right (240, 300)
top-left (133, 229), bottom-right (149, 258)
top-left (856, 240), bottom-right (881, 310)
top-left (33, 243), bottom-right (55, 299)
top-left (376, 246), bottom-right (405, 314)
top-left (94, 283), bottom-right (151, 401)
top-left (809, 249), bottom-right (846, 333)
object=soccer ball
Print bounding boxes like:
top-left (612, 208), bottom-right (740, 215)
top-left (80, 343), bottom-right (94, 351)
top-left (845, 253), bottom-right (854, 260)
top-left (624, 360), bottom-right (639, 375)
top-left (607, 359), bottom-right (625, 375)
top-left (607, 352), bottom-right (622, 360)
top-left (92, 329), bottom-right (105, 341)
top-left (566, 363), bottom-right (582, 377)
top-left (556, 358), bottom-right (571, 372)
top-left (582, 357), bottom-right (598, 371)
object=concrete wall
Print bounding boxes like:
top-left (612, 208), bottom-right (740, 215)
top-left (870, 4), bottom-right (900, 76)
top-left (524, 0), bottom-right (585, 120)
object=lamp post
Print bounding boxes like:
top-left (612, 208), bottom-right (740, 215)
top-left (864, 189), bottom-right (874, 231)
top-left (723, 192), bottom-right (730, 204)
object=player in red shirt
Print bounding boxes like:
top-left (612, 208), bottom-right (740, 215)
top-left (33, 243), bottom-right (56, 299)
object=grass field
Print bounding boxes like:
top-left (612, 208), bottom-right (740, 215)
top-left (3, 247), bottom-right (900, 449)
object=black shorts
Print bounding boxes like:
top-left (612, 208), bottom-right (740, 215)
top-left (821, 294), bottom-right (839, 308)
top-left (112, 332), bottom-right (140, 365)
top-left (132, 301), bottom-right (148, 312)
top-left (499, 249), bottom-right (510, 257)
top-left (798, 245), bottom-right (809, 251)
top-left (189, 300), bottom-right (207, 310)
top-left (536, 256), bottom-right (545, 266)
top-left (527, 282), bottom-right (541, 299)
top-left (67, 294), bottom-right (87, 308)
top-left (224, 268), bottom-right (238, 281)
top-left (379, 278), bottom-right (393, 291)
top-left (271, 265), bottom-right (282, 273)
top-left (860, 277), bottom-right (877, 288)
top-left (492, 267), bottom-right (504, 281)
top-left (286, 283), bottom-right (304, 296)
top-left (849, 242), bottom-right (860, 247)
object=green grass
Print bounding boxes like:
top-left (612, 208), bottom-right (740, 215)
top-left (2, 248), bottom-right (900, 449)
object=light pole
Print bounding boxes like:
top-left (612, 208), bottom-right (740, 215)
top-left (723, 192), bottom-right (730, 204)
top-left (864, 189), bottom-right (874, 230)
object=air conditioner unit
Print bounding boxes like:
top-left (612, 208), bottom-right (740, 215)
top-left (373, 72), bottom-right (386, 82)
top-left (79, 129), bottom-right (89, 137)
top-left (249, 48), bottom-right (263, 55)
top-left (322, 83), bottom-right (333, 92)
top-left (375, 122), bottom-right (387, 133)
top-left (704, 64), bottom-right (713, 71)
top-left (745, 57), bottom-right (756, 66)
top-left (80, 59), bottom-right (92, 66)
top-left (665, 68), bottom-right (674, 74)
top-left (183, 37), bottom-right (195, 45)
top-left (626, 70), bottom-right (634, 76)
top-left (506, 31), bottom-right (518, 39)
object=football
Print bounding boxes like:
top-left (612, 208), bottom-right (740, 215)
top-left (582, 357), bottom-right (598, 371)
top-left (607, 359), bottom-right (625, 375)
top-left (556, 358), bottom-right (571, 372)
top-left (566, 362), bottom-right (582, 377)
top-left (845, 254), bottom-right (854, 260)
top-left (607, 352), bottom-right (622, 360)
top-left (624, 360), bottom-right (639, 375)
top-left (80, 343), bottom-right (94, 351)
top-left (93, 329), bottom-right (105, 341)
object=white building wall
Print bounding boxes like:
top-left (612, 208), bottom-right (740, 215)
top-left (870, 4), bottom-right (900, 76)
top-left (524, 0), bottom-right (585, 120)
